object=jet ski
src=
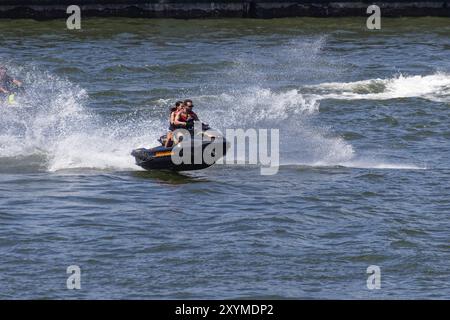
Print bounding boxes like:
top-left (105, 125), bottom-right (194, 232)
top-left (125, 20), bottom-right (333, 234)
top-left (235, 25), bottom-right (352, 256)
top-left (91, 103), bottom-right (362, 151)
top-left (131, 121), bottom-right (229, 171)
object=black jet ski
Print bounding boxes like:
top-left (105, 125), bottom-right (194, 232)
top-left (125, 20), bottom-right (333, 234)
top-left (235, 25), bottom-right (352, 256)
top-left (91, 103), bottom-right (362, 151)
top-left (131, 121), bottom-right (229, 171)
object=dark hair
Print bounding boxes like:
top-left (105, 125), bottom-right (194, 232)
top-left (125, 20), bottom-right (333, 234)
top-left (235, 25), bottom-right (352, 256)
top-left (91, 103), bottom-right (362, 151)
top-left (171, 101), bottom-right (184, 112)
top-left (183, 99), bottom-right (193, 105)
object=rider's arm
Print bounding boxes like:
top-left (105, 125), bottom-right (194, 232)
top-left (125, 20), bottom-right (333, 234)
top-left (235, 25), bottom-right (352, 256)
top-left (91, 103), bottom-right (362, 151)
top-left (0, 86), bottom-right (8, 94)
top-left (12, 79), bottom-right (22, 87)
top-left (191, 111), bottom-right (199, 121)
top-left (173, 113), bottom-right (187, 127)
top-left (170, 111), bottom-right (179, 124)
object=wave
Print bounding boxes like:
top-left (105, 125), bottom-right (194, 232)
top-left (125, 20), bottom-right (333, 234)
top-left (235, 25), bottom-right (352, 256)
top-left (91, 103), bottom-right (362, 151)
top-left (1, 56), bottom-right (439, 173)
top-left (192, 87), bottom-right (355, 166)
top-left (0, 65), bottom-right (163, 172)
top-left (312, 161), bottom-right (425, 170)
top-left (307, 72), bottom-right (450, 102)
top-left (0, 67), bottom-right (353, 172)
top-left (281, 162), bottom-right (426, 170)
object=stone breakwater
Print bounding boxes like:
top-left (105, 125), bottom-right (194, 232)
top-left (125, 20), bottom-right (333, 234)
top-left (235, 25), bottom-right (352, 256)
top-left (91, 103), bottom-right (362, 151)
top-left (0, 1), bottom-right (449, 19)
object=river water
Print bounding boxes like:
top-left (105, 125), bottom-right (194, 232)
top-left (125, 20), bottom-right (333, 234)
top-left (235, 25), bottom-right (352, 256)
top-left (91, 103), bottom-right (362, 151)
top-left (0, 17), bottom-right (449, 299)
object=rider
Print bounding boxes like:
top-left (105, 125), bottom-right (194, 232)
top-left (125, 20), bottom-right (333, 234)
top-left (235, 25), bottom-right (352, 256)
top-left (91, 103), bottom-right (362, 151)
top-left (0, 66), bottom-right (22, 103)
top-left (173, 100), bottom-right (200, 129)
top-left (172, 99), bottom-right (203, 145)
top-left (165, 101), bottom-right (183, 147)
top-left (173, 103), bottom-right (189, 129)
top-left (183, 99), bottom-right (199, 123)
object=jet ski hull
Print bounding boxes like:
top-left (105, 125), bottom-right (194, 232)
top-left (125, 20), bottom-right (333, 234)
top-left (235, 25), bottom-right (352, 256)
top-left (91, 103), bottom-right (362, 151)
top-left (131, 139), bottom-right (228, 171)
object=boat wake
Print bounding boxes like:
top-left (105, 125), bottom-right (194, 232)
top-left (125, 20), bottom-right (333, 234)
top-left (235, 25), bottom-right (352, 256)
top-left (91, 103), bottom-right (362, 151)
top-left (306, 72), bottom-right (450, 103)
top-left (0, 66), bottom-right (162, 172)
top-left (1, 63), bottom-right (444, 173)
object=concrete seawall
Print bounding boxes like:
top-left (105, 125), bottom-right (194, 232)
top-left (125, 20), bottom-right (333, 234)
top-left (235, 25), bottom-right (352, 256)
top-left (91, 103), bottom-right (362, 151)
top-left (0, 1), bottom-right (449, 19)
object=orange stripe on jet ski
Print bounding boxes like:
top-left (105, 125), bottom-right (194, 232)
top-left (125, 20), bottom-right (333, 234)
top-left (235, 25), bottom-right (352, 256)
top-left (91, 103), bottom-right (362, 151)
top-left (155, 151), bottom-right (174, 157)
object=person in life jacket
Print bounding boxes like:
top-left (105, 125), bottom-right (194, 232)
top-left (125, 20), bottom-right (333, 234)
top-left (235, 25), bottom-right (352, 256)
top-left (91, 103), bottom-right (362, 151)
top-left (172, 99), bottom-right (202, 145)
top-left (165, 101), bottom-right (184, 148)
top-left (0, 66), bottom-right (22, 104)
top-left (173, 99), bottom-right (199, 129)
top-left (183, 99), bottom-right (199, 124)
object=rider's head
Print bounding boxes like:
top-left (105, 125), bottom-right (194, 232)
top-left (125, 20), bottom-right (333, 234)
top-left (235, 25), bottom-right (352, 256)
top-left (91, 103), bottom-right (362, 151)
top-left (171, 101), bottom-right (184, 112)
top-left (175, 101), bottom-right (184, 110)
top-left (183, 99), bottom-right (193, 111)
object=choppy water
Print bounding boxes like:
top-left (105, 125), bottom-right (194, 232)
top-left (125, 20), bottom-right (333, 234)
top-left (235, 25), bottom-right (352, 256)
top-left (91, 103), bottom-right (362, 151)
top-left (0, 18), bottom-right (449, 299)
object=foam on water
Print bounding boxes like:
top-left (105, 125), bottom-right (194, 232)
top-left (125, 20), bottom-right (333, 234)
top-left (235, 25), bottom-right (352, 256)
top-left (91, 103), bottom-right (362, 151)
top-left (193, 86), bottom-right (356, 167)
top-left (307, 72), bottom-right (450, 102)
top-left (0, 66), bottom-right (162, 172)
top-left (2, 60), bottom-right (443, 172)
